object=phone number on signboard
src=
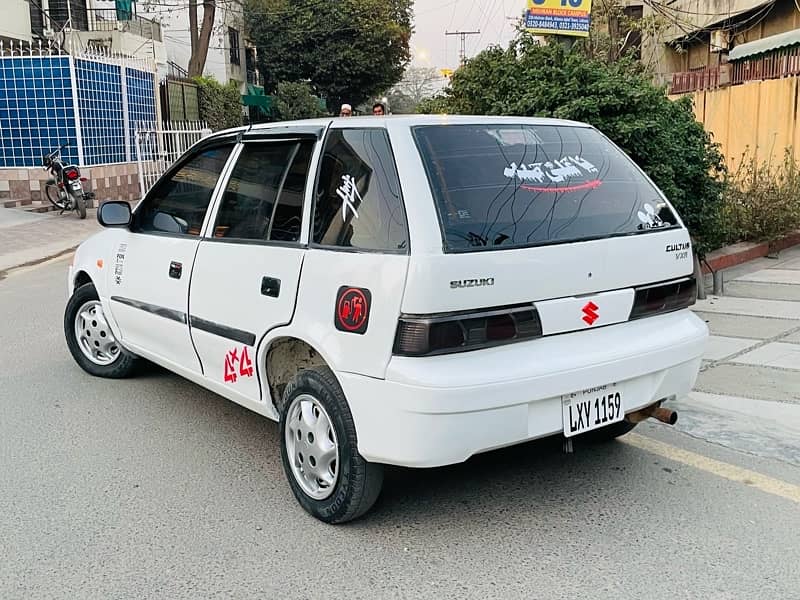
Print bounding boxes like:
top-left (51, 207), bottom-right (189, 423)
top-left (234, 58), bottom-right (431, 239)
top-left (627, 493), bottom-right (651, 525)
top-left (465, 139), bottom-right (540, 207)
top-left (527, 18), bottom-right (590, 31)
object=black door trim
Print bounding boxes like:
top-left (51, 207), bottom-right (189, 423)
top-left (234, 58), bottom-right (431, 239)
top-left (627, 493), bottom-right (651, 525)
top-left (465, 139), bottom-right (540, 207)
top-left (110, 296), bottom-right (187, 324)
top-left (189, 315), bottom-right (257, 346)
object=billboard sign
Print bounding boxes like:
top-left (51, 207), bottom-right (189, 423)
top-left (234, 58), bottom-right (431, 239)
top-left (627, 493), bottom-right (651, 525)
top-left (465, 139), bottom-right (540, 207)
top-left (525, 0), bottom-right (593, 38)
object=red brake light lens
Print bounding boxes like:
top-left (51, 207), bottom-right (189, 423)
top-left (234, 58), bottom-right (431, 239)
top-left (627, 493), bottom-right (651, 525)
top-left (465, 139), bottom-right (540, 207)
top-left (629, 277), bottom-right (697, 320)
top-left (66, 169), bottom-right (79, 180)
top-left (394, 305), bottom-right (543, 357)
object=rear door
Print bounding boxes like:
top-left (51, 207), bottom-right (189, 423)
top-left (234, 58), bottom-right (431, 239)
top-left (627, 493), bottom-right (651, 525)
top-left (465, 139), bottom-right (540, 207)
top-left (188, 136), bottom-right (316, 400)
top-left (291, 126), bottom-right (411, 378)
top-left (108, 143), bottom-right (235, 371)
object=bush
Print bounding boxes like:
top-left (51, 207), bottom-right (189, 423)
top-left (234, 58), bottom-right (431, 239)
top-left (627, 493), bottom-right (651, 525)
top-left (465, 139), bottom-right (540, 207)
top-left (273, 81), bottom-right (327, 121)
top-left (420, 35), bottom-right (728, 255)
top-left (723, 149), bottom-right (800, 246)
top-left (193, 75), bottom-right (243, 131)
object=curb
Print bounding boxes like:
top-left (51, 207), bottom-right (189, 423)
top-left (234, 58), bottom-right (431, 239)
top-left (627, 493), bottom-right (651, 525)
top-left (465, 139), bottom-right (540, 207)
top-left (702, 230), bottom-right (800, 273)
top-left (0, 245), bottom-right (79, 281)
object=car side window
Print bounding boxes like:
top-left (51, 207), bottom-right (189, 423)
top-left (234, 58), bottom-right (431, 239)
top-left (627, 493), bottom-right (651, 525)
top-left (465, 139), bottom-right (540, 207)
top-left (212, 141), bottom-right (312, 242)
top-left (134, 145), bottom-right (233, 236)
top-left (313, 129), bottom-right (408, 252)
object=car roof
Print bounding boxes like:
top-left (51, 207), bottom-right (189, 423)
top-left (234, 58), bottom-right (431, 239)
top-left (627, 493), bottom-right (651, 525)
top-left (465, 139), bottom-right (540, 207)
top-left (209, 114), bottom-right (593, 140)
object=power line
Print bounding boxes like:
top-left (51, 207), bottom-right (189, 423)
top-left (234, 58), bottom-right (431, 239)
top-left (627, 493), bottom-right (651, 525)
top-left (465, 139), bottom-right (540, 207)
top-left (471, 0), bottom-right (503, 54)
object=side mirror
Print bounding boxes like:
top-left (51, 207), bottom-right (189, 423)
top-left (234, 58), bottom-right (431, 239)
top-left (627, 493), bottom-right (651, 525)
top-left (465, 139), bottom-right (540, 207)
top-left (97, 201), bottom-right (131, 227)
top-left (152, 211), bottom-right (188, 234)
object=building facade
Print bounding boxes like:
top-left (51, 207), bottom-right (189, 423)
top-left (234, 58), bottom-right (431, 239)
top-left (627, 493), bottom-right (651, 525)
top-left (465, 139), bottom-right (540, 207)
top-left (624, 0), bottom-right (800, 88)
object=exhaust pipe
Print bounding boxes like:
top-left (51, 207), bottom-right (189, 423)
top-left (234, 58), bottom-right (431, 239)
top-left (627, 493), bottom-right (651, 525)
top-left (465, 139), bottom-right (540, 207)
top-left (625, 403), bottom-right (678, 425)
top-left (651, 407), bottom-right (678, 425)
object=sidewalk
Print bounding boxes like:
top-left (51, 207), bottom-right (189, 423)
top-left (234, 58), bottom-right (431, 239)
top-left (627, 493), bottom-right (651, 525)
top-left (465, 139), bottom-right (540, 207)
top-left (679, 244), bottom-right (800, 467)
top-left (0, 207), bottom-right (100, 273)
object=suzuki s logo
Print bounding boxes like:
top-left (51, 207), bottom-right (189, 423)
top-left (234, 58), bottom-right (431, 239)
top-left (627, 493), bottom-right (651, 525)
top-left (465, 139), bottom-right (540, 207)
top-left (582, 301), bottom-right (599, 326)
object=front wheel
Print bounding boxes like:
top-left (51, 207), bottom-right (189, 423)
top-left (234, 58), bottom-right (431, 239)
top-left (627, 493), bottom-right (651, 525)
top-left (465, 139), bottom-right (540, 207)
top-left (64, 282), bottom-right (140, 378)
top-left (279, 366), bottom-right (383, 524)
top-left (45, 183), bottom-right (67, 210)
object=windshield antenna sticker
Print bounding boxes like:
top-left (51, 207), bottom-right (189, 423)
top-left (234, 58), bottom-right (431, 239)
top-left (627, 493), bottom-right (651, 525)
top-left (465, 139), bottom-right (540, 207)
top-left (336, 174), bottom-right (362, 222)
top-left (504, 156), bottom-right (601, 192)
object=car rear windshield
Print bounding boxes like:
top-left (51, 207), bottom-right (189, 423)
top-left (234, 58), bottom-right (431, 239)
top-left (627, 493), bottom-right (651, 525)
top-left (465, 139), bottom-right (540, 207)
top-left (412, 124), bottom-right (679, 252)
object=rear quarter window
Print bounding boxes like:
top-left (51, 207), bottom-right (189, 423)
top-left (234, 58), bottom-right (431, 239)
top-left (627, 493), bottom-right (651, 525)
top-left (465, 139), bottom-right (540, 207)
top-left (313, 128), bottom-right (408, 253)
top-left (412, 124), bottom-right (679, 252)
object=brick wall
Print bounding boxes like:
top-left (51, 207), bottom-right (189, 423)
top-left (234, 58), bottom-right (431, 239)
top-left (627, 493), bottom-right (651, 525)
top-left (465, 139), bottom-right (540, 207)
top-left (0, 163), bottom-right (141, 208)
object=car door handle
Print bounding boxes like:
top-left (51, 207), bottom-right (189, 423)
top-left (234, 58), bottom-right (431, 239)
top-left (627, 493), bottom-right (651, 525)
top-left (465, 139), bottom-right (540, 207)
top-left (261, 276), bottom-right (280, 298)
top-left (169, 261), bottom-right (182, 279)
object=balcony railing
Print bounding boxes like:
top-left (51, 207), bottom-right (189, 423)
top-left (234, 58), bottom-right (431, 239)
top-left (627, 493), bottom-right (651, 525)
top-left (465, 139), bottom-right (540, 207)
top-left (670, 66), bottom-right (720, 94)
top-left (731, 46), bottom-right (800, 85)
top-left (85, 8), bottom-right (162, 42)
top-left (670, 46), bottom-right (800, 94)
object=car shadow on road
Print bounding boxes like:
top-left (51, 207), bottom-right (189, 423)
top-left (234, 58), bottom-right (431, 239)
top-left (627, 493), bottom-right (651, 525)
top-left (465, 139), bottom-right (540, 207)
top-left (97, 367), bottom-right (668, 530)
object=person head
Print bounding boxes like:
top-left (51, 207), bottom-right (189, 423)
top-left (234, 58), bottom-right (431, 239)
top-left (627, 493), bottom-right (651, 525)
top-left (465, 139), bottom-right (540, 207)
top-left (372, 102), bottom-right (386, 116)
top-left (339, 103), bottom-right (353, 117)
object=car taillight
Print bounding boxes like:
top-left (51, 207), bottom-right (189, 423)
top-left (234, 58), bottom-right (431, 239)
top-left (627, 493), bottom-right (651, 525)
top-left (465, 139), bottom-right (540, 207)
top-left (66, 169), bottom-right (79, 180)
top-left (629, 277), bottom-right (697, 320)
top-left (394, 304), bottom-right (543, 357)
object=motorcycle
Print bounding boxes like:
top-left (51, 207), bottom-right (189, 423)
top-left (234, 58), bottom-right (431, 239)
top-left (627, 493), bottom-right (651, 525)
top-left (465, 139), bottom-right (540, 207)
top-left (43, 144), bottom-right (94, 219)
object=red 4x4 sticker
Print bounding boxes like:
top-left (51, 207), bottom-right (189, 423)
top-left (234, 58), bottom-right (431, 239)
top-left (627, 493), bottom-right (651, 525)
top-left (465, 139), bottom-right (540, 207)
top-left (224, 346), bottom-right (254, 383)
top-left (335, 286), bottom-right (372, 335)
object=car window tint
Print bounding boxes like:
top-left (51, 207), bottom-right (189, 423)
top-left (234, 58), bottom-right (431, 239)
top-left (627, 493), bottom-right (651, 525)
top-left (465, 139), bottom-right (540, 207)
top-left (213, 142), bottom-right (306, 241)
top-left (135, 145), bottom-right (233, 236)
top-left (269, 141), bottom-right (313, 243)
top-left (412, 124), bottom-right (678, 252)
top-left (313, 129), bottom-right (408, 252)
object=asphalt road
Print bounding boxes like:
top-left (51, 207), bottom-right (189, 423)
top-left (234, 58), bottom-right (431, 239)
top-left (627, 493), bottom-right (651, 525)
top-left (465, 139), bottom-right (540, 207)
top-left (2, 258), bottom-right (800, 600)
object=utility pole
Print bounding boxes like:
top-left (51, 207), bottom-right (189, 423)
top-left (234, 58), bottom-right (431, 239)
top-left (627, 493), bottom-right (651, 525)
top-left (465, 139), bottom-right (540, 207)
top-left (445, 30), bottom-right (480, 65)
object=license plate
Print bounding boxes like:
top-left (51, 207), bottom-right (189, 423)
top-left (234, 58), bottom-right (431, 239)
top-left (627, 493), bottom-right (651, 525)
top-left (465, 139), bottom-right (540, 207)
top-left (562, 384), bottom-right (624, 437)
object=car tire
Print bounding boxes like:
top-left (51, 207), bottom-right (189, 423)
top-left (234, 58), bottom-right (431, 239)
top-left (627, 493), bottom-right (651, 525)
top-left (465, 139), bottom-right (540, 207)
top-left (583, 420), bottom-right (637, 443)
top-left (64, 282), bottom-right (140, 378)
top-left (279, 366), bottom-right (383, 524)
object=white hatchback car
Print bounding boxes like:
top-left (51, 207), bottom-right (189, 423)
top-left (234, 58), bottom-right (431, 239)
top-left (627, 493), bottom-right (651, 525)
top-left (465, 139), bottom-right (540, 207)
top-left (65, 115), bottom-right (708, 523)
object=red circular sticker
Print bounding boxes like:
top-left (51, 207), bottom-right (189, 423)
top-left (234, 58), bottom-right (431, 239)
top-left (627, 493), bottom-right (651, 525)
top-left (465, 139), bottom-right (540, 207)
top-left (335, 287), bottom-right (371, 334)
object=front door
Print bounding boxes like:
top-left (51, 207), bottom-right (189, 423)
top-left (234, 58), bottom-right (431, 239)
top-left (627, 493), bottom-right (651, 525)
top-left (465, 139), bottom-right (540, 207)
top-left (188, 139), bottom-right (315, 399)
top-left (108, 143), bottom-right (235, 372)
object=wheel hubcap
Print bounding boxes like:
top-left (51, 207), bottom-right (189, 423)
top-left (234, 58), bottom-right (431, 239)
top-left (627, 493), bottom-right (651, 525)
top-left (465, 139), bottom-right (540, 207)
top-left (74, 300), bottom-right (121, 366)
top-left (285, 394), bottom-right (340, 500)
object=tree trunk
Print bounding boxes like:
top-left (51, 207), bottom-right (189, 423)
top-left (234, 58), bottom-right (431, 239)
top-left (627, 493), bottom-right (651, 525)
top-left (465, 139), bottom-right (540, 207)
top-left (188, 0), bottom-right (216, 78)
top-left (189, 0), bottom-right (198, 56)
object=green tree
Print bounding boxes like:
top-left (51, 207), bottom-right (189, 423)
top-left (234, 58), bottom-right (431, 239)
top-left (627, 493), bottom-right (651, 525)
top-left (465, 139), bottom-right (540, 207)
top-left (193, 76), bottom-right (243, 131)
top-left (273, 81), bottom-right (327, 121)
top-left (244, 0), bottom-right (412, 112)
top-left (420, 35), bottom-right (727, 255)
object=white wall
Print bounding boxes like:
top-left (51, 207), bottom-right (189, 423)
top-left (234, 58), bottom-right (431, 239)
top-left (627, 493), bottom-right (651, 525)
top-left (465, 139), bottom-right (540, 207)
top-left (0, 0), bottom-right (32, 44)
top-left (132, 0), bottom-right (246, 88)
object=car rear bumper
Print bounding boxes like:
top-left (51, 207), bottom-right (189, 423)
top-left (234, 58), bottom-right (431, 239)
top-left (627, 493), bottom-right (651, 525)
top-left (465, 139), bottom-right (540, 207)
top-left (339, 310), bottom-right (708, 467)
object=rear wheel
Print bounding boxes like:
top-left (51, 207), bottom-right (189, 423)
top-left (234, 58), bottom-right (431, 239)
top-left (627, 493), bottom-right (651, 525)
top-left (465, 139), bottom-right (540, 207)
top-left (72, 191), bottom-right (87, 219)
top-left (582, 420), bottom-right (637, 443)
top-left (64, 282), bottom-right (140, 378)
top-left (279, 366), bottom-right (383, 523)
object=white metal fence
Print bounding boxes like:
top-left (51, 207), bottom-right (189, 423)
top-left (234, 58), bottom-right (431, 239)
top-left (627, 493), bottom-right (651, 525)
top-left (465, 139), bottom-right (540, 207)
top-left (134, 121), bottom-right (212, 196)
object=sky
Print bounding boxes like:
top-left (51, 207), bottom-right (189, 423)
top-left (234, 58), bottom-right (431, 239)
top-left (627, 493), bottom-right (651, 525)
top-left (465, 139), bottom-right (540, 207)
top-left (410, 0), bottom-right (528, 71)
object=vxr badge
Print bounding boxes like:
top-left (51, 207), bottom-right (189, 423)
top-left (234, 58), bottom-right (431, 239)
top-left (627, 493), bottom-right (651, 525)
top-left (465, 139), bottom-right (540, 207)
top-left (582, 301), bottom-right (600, 326)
